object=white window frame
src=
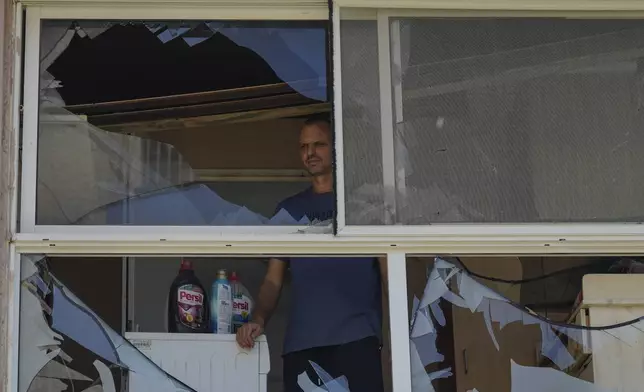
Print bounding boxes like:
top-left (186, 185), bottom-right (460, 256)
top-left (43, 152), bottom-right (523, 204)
top-left (19, 2), bottom-right (333, 237)
top-left (16, 1), bottom-right (644, 253)
top-left (332, 4), bottom-right (644, 252)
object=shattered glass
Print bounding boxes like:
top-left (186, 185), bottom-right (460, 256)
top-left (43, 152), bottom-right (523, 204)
top-left (409, 257), bottom-right (643, 392)
top-left (297, 361), bottom-right (350, 392)
top-left (19, 255), bottom-right (197, 392)
top-left (20, 252), bottom-right (643, 392)
top-left (37, 20), bottom-right (330, 231)
top-left (42, 20), bottom-right (327, 101)
top-left (19, 255), bottom-right (363, 392)
top-left (38, 106), bottom-right (331, 230)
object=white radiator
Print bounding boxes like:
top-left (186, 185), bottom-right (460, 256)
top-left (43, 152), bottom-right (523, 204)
top-left (125, 332), bottom-right (270, 392)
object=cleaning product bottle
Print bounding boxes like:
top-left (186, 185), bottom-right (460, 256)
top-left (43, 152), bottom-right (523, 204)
top-left (167, 259), bottom-right (209, 333)
top-left (230, 271), bottom-right (254, 334)
top-left (210, 269), bottom-right (232, 334)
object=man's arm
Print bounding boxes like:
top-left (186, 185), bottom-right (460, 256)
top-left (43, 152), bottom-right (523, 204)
top-left (252, 258), bottom-right (288, 327)
top-left (237, 258), bottom-right (287, 348)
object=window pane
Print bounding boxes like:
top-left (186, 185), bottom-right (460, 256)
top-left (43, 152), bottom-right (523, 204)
top-left (36, 20), bottom-right (331, 227)
top-left (19, 254), bottom-right (392, 392)
top-left (344, 17), bottom-right (644, 224)
top-left (405, 255), bottom-right (644, 391)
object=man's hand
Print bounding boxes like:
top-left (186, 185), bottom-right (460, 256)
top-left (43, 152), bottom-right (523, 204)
top-left (236, 321), bottom-right (264, 349)
top-left (235, 258), bottom-right (286, 349)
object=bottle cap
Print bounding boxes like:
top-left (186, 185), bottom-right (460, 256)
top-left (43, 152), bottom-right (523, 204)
top-left (180, 259), bottom-right (193, 270)
top-left (230, 271), bottom-right (238, 281)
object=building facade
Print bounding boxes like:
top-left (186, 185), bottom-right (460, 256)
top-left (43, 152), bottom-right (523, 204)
top-left (3, 1), bottom-right (644, 392)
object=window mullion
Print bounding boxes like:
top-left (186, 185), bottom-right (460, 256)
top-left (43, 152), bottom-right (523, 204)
top-left (332, 2), bottom-right (347, 233)
top-left (377, 11), bottom-right (397, 224)
top-left (386, 251), bottom-right (412, 392)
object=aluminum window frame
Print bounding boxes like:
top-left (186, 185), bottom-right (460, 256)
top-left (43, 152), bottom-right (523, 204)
top-left (19, 3), bottom-right (334, 237)
top-left (333, 5), bottom-right (644, 248)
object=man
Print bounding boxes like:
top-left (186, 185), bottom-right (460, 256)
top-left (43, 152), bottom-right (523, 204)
top-left (236, 116), bottom-right (387, 392)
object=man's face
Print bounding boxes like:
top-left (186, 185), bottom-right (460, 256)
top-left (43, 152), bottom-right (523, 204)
top-left (299, 122), bottom-right (332, 176)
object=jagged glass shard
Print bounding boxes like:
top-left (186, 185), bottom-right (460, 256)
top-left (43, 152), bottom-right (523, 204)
top-left (51, 286), bottom-right (120, 365)
top-left (269, 208), bottom-right (301, 225)
top-left (39, 360), bottom-right (92, 381)
top-left (409, 341), bottom-right (436, 392)
top-left (428, 368), bottom-right (453, 381)
top-left (490, 299), bottom-right (522, 329)
top-left (156, 27), bottom-right (191, 43)
top-left (411, 332), bottom-right (444, 367)
top-left (211, 206), bottom-right (268, 225)
top-left (411, 308), bottom-right (434, 337)
top-left (540, 323), bottom-right (575, 370)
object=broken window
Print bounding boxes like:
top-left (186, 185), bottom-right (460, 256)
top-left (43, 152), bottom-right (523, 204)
top-left (341, 16), bottom-right (644, 224)
top-left (19, 255), bottom-right (197, 392)
top-left (19, 254), bottom-right (391, 392)
top-left (19, 251), bottom-right (644, 392)
top-left (406, 255), bottom-right (644, 392)
top-left (35, 20), bottom-right (331, 229)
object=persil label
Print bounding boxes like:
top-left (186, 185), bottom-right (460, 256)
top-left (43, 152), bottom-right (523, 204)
top-left (177, 284), bottom-right (205, 328)
top-left (178, 288), bottom-right (204, 306)
top-left (232, 294), bottom-right (252, 324)
top-left (233, 299), bottom-right (249, 312)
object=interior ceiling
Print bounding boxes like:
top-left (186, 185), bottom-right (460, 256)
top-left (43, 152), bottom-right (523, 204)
top-left (65, 82), bottom-right (327, 133)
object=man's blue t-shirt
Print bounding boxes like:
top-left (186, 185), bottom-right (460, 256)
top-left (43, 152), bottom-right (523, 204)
top-left (274, 188), bottom-right (383, 354)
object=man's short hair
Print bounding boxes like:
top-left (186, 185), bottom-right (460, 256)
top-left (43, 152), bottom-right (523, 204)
top-left (303, 113), bottom-right (331, 128)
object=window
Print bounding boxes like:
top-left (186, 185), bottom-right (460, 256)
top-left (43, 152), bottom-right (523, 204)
top-left (24, 15), bottom-right (334, 231)
top-left (404, 254), bottom-right (644, 392)
top-left (18, 254), bottom-right (395, 392)
top-left (16, 250), bottom-right (644, 392)
top-left (341, 14), bottom-right (644, 225)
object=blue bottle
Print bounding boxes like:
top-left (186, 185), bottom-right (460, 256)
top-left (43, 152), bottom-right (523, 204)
top-left (210, 269), bottom-right (232, 334)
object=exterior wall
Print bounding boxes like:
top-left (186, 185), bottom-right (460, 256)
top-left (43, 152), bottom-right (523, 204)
top-left (0, 0), bottom-right (15, 391)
